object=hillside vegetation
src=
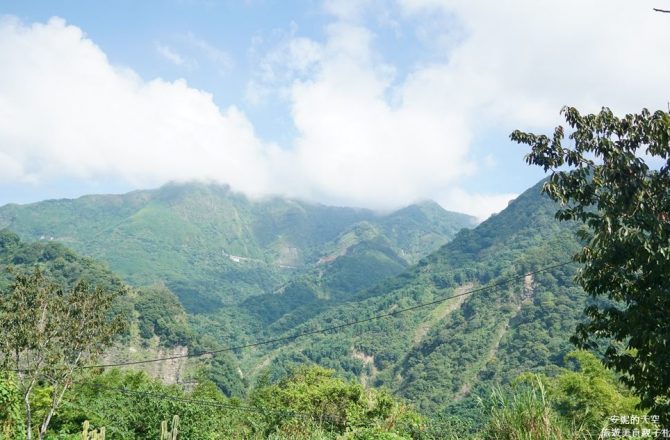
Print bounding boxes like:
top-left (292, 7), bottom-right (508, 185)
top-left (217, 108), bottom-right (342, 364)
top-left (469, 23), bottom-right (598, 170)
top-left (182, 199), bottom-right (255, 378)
top-left (0, 182), bottom-right (476, 313)
top-left (1, 178), bottom-right (647, 437)
top-left (0, 229), bottom-right (247, 397)
top-left (241, 179), bottom-right (592, 426)
top-left (0, 183), bottom-right (477, 389)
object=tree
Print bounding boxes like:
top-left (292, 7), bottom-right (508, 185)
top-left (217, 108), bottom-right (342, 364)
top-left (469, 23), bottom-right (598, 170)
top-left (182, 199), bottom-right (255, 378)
top-left (481, 379), bottom-right (572, 440)
top-left (519, 350), bottom-right (642, 432)
top-left (250, 365), bottom-right (424, 438)
top-left (511, 107), bottom-right (670, 420)
top-left (0, 371), bottom-right (23, 438)
top-left (0, 268), bottom-right (124, 439)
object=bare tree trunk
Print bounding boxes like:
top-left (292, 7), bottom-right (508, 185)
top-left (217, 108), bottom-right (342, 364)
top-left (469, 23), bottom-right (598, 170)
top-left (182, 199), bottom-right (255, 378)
top-left (39, 381), bottom-right (72, 440)
top-left (24, 392), bottom-right (32, 440)
top-left (38, 355), bottom-right (80, 439)
top-left (19, 356), bottom-right (43, 440)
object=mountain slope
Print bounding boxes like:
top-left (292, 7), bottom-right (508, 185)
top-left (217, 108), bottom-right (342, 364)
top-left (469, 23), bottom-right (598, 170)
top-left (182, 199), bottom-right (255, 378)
top-left (244, 178), bottom-right (587, 422)
top-left (1, 178), bottom-right (594, 424)
top-left (0, 229), bottom-right (248, 395)
top-left (0, 182), bottom-right (476, 314)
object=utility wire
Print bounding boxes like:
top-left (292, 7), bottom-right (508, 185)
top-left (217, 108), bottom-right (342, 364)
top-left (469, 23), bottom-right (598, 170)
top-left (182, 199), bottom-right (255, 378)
top-left (80, 260), bottom-right (575, 369)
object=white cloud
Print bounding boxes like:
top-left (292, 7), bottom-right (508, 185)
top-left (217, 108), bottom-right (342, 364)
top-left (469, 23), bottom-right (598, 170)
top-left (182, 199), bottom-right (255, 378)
top-left (155, 33), bottom-right (231, 75)
top-left (155, 43), bottom-right (195, 69)
top-left (0, 151), bottom-right (34, 184)
top-left (156, 43), bottom-right (184, 65)
top-left (277, 0), bottom-right (670, 214)
top-left (283, 21), bottom-right (478, 209)
top-left (323, 0), bottom-right (378, 21)
top-left (398, 0), bottom-right (670, 128)
top-left (246, 31), bottom-right (324, 105)
top-left (184, 32), bottom-right (233, 73)
top-left (4, 2), bottom-right (670, 220)
top-left (0, 17), bottom-right (277, 196)
top-left (438, 188), bottom-right (517, 222)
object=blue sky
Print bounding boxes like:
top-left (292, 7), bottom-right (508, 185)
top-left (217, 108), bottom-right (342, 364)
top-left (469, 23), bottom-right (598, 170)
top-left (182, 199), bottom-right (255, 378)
top-left (1, 0), bottom-right (669, 219)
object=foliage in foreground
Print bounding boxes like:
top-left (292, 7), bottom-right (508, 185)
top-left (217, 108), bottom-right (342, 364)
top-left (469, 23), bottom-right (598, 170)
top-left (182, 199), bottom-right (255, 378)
top-left (0, 352), bottom-right (649, 440)
top-left (481, 351), bottom-right (646, 440)
top-left (249, 366), bottom-right (424, 439)
top-left (0, 268), bottom-right (124, 440)
top-left (512, 106), bottom-right (670, 419)
top-left (481, 380), bottom-right (573, 440)
top-left (0, 366), bottom-right (426, 439)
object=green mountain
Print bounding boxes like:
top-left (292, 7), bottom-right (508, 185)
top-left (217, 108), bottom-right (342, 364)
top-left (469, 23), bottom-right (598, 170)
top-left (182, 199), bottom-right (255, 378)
top-left (0, 229), bottom-right (249, 396)
top-left (0, 182), bottom-right (476, 315)
top-left (242, 178), bottom-right (587, 423)
top-left (0, 229), bottom-right (192, 349)
top-left (0, 228), bottom-right (125, 293)
top-left (1, 178), bottom-right (593, 426)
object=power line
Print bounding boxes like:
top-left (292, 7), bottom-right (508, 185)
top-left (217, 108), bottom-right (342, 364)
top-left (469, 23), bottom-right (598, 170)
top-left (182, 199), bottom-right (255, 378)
top-left (81, 260), bottom-right (575, 370)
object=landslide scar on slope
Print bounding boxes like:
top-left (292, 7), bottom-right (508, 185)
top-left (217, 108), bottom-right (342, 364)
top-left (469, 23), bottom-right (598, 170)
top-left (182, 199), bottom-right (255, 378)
top-left (412, 283), bottom-right (474, 346)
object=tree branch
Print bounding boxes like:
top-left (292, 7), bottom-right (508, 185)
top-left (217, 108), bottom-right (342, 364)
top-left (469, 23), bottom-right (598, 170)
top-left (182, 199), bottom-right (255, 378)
top-left (653, 7), bottom-right (670, 12)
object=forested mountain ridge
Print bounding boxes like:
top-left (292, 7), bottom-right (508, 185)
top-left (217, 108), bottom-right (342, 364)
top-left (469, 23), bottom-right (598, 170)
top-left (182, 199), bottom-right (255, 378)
top-left (0, 182), bottom-right (478, 398)
top-left (1, 178), bottom-right (592, 428)
top-left (0, 229), bottom-right (249, 395)
top-left (243, 178), bottom-right (587, 423)
top-left (0, 182), bottom-right (476, 313)
top-left (0, 230), bottom-right (190, 351)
